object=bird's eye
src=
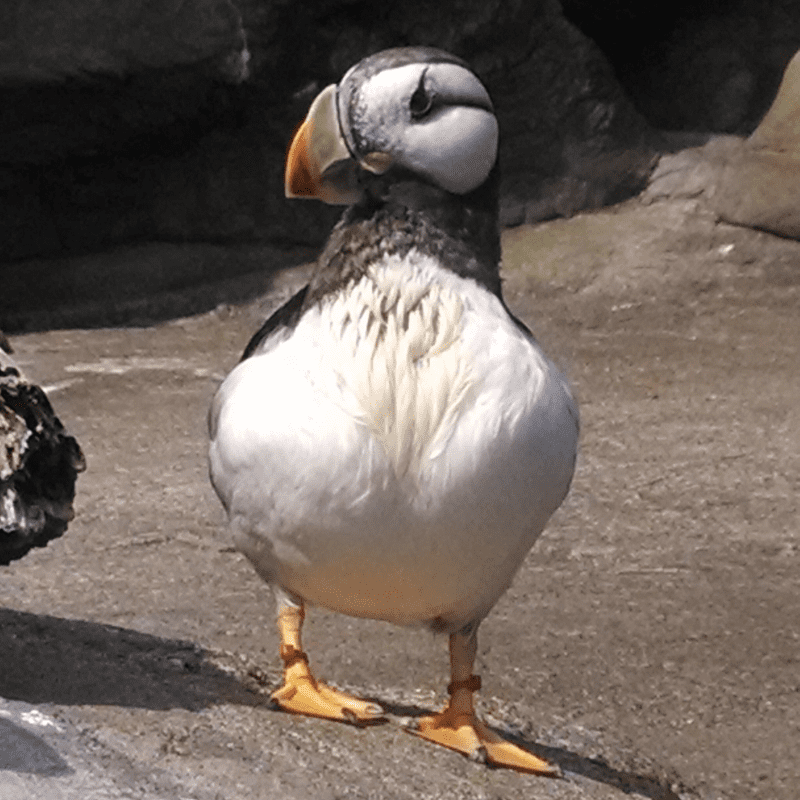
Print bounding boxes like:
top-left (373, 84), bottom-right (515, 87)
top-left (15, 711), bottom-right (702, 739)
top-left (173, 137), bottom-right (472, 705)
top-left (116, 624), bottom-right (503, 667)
top-left (409, 74), bottom-right (433, 119)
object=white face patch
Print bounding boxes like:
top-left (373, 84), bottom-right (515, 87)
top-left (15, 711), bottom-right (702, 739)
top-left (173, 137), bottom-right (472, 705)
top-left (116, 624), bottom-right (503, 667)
top-left (351, 63), bottom-right (498, 194)
top-left (355, 64), bottom-right (424, 149)
top-left (402, 105), bottom-right (498, 194)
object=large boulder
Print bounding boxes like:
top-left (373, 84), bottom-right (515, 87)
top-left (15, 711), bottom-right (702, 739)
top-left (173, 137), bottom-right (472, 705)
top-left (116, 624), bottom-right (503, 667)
top-left (0, 0), bottom-right (656, 277)
top-left (0, 0), bottom-right (252, 263)
top-left (712, 49), bottom-right (800, 238)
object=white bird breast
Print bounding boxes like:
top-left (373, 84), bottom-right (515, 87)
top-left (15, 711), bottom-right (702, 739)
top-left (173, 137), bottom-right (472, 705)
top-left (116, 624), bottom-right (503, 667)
top-left (209, 253), bottom-right (577, 628)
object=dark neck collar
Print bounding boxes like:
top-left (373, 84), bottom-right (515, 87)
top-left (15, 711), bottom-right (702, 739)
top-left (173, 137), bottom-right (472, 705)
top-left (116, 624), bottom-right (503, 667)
top-left (305, 168), bottom-right (502, 305)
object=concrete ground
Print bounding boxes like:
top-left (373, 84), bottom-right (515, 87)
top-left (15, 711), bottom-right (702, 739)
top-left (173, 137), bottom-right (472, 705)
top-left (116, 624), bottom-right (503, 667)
top-left (0, 196), bottom-right (797, 799)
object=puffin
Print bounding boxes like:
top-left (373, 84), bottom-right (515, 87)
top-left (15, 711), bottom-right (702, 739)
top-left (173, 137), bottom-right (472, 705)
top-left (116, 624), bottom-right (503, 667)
top-left (208, 46), bottom-right (579, 774)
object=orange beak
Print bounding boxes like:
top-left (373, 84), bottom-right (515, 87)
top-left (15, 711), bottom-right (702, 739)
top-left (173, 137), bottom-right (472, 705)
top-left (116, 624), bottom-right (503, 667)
top-left (285, 118), bottom-right (319, 198)
top-left (284, 84), bottom-right (362, 205)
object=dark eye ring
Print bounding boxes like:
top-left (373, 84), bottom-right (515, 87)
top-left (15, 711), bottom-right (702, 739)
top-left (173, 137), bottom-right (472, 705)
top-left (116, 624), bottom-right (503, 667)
top-left (409, 74), bottom-right (433, 119)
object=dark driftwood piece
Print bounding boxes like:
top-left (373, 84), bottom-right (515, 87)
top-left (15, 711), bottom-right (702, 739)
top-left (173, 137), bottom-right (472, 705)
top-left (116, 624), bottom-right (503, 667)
top-left (0, 339), bottom-right (85, 565)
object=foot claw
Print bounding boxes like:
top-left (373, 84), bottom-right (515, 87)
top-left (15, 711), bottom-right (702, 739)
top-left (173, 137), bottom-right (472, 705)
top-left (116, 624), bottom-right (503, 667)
top-left (469, 744), bottom-right (489, 765)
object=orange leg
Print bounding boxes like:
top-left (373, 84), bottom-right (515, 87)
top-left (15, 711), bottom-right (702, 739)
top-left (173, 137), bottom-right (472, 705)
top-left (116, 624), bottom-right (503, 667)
top-left (270, 597), bottom-right (383, 723)
top-left (408, 625), bottom-right (560, 775)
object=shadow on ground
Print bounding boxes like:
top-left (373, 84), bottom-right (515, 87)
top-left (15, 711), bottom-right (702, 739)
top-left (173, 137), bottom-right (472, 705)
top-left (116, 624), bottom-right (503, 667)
top-left (524, 739), bottom-right (686, 799)
top-left (345, 696), bottom-right (689, 799)
top-left (0, 243), bottom-right (318, 333)
top-left (0, 608), bottom-right (260, 710)
top-left (0, 606), bottom-right (688, 797)
top-left (0, 717), bottom-right (73, 776)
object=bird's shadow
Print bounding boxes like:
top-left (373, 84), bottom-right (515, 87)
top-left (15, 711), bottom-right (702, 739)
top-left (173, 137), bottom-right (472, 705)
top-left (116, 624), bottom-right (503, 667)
top-left (0, 608), bottom-right (261, 711)
top-left (0, 609), bottom-right (685, 798)
top-left (0, 717), bottom-right (72, 776)
top-left (373, 697), bottom-right (687, 800)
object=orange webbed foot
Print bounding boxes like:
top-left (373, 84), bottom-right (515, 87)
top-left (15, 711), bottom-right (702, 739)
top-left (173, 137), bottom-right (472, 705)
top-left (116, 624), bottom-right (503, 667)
top-left (407, 676), bottom-right (559, 775)
top-left (404, 621), bottom-right (562, 779)
top-left (271, 644), bottom-right (384, 724)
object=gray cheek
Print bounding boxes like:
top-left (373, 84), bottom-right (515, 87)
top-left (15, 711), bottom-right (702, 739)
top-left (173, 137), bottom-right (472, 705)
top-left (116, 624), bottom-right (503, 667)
top-left (402, 109), bottom-right (498, 194)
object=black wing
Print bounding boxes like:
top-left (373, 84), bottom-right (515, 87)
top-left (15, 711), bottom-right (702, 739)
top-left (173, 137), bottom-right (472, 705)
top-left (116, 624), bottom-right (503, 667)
top-left (240, 285), bottom-right (309, 362)
top-left (500, 298), bottom-right (539, 344)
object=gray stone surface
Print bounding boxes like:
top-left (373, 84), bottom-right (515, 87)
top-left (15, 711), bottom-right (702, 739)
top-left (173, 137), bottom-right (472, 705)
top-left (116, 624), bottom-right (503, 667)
top-left (712, 49), bottom-right (800, 239)
top-left (1, 196), bottom-right (798, 799)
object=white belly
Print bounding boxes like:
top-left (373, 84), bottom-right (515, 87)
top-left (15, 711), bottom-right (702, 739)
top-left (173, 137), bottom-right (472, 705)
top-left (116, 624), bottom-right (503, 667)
top-left (209, 253), bottom-right (578, 630)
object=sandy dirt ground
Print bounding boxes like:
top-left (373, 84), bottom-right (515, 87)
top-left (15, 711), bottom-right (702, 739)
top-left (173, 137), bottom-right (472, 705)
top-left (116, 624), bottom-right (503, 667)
top-left (0, 196), bottom-right (798, 800)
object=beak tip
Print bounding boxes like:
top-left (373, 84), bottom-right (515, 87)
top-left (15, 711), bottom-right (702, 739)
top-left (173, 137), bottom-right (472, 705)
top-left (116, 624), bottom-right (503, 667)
top-left (284, 121), bottom-right (320, 199)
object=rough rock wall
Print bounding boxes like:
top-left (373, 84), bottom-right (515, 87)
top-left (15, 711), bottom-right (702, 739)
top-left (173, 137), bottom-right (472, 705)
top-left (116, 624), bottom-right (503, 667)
top-left (0, 0), bottom-right (249, 83)
top-left (562, 0), bottom-right (800, 135)
top-left (0, 0), bottom-right (656, 267)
